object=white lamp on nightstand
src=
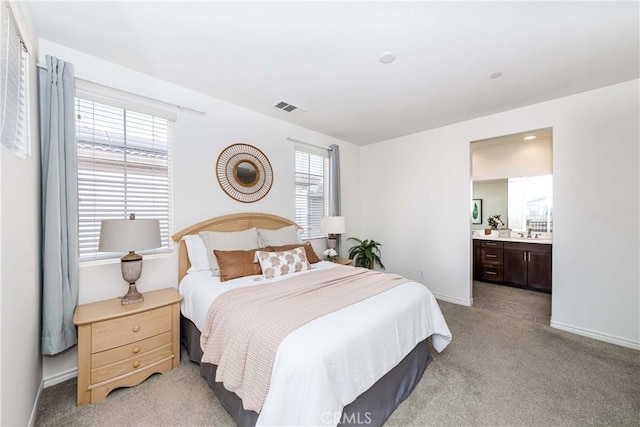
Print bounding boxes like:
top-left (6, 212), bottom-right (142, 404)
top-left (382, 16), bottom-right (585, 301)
top-left (321, 216), bottom-right (346, 250)
top-left (99, 214), bottom-right (161, 305)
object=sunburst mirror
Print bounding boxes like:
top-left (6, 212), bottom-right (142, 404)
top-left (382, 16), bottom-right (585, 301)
top-left (216, 143), bottom-right (273, 203)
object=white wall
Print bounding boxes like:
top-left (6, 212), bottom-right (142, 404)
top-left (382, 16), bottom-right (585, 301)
top-left (0, 2), bottom-right (43, 425)
top-left (472, 137), bottom-right (553, 181)
top-left (38, 40), bottom-right (362, 383)
top-left (361, 80), bottom-right (639, 349)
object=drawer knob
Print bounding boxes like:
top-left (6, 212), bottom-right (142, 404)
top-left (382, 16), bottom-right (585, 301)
top-left (132, 325), bottom-right (140, 333)
top-left (132, 346), bottom-right (140, 354)
top-left (133, 361), bottom-right (141, 369)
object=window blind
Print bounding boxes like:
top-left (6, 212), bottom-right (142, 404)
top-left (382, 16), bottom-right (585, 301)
top-left (0, 4), bottom-right (30, 156)
top-left (295, 149), bottom-right (327, 239)
top-left (76, 97), bottom-right (172, 261)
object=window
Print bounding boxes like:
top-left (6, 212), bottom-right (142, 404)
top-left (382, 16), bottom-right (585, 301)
top-left (295, 147), bottom-right (328, 239)
top-left (0, 3), bottom-right (30, 156)
top-left (76, 96), bottom-right (172, 261)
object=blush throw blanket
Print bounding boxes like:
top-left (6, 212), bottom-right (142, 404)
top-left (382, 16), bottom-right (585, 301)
top-left (200, 266), bottom-right (410, 412)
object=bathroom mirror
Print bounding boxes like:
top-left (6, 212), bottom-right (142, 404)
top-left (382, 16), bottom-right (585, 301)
top-left (472, 176), bottom-right (553, 232)
top-left (216, 143), bottom-right (273, 203)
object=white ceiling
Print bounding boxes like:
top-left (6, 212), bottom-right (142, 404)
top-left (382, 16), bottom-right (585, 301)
top-left (25, 1), bottom-right (639, 146)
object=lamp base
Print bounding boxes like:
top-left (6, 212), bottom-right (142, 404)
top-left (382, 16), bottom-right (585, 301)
top-left (327, 234), bottom-right (338, 250)
top-left (122, 283), bottom-right (144, 305)
top-left (120, 252), bottom-right (144, 305)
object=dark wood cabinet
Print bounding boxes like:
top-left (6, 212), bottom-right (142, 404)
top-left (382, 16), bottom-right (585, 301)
top-left (526, 248), bottom-right (552, 292)
top-left (474, 239), bottom-right (552, 293)
top-left (473, 240), bottom-right (504, 283)
top-left (503, 244), bottom-right (528, 287)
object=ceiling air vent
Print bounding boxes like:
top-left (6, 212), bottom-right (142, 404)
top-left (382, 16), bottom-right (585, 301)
top-left (273, 100), bottom-right (308, 116)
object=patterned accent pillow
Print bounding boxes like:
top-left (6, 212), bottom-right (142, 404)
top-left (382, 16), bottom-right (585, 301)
top-left (254, 247), bottom-right (311, 279)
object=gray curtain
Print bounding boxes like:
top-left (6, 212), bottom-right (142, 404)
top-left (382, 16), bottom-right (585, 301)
top-left (328, 144), bottom-right (342, 254)
top-left (40, 56), bottom-right (79, 355)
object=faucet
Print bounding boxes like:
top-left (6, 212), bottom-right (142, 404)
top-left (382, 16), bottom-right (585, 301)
top-left (527, 228), bottom-right (532, 238)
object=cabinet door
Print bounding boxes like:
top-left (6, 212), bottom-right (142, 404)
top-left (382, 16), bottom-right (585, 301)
top-left (528, 248), bottom-right (552, 292)
top-left (503, 247), bottom-right (528, 288)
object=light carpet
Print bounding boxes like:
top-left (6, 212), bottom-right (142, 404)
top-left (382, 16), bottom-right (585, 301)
top-left (36, 300), bottom-right (639, 426)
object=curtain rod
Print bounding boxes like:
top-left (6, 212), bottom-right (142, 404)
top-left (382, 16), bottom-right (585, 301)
top-left (37, 63), bottom-right (206, 116)
top-left (286, 137), bottom-right (332, 151)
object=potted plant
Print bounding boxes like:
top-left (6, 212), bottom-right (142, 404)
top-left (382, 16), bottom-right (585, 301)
top-left (487, 215), bottom-right (504, 230)
top-left (347, 238), bottom-right (385, 270)
top-left (486, 214), bottom-right (511, 237)
top-left (323, 248), bottom-right (337, 262)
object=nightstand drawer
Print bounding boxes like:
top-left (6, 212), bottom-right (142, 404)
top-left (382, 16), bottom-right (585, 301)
top-left (90, 343), bottom-right (172, 384)
top-left (91, 306), bottom-right (171, 353)
top-left (91, 331), bottom-right (172, 368)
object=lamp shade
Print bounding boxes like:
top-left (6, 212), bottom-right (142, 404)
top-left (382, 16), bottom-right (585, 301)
top-left (98, 218), bottom-right (161, 252)
top-left (321, 216), bottom-right (346, 235)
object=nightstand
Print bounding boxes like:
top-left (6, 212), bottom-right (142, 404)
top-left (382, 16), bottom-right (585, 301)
top-left (333, 257), bottom-right (353, 266)
top-left (73, 287), bottom-right (182, 405)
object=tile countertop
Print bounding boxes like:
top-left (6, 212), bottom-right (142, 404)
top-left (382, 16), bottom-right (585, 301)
top-left (472, 234), bottom-right (553, 245)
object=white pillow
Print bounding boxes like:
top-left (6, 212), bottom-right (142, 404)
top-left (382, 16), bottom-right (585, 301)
top-left (258, 225), bottom-right (302, 247)
top-left (182, 235), bottom-right (211, 273)
top-left (199, 228), bottom-right (261, 276)
top-left (255, 247), bottom-right (311, 279)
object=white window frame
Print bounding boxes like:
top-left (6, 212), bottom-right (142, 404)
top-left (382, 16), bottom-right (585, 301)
top-left (75, 87), bottom-right (175, 262)
top-left (294, 145), bottom-right (329, 240)
top-left (0, 3), bottom-right (30, 157)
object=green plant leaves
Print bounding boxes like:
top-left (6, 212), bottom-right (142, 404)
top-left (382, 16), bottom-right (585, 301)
top-left (346, 237), bottom-right (385, 270)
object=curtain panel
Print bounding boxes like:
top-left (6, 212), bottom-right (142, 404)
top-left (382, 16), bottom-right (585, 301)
top-left (328, 144), bottom-right (342, 254)
top-left (40, 56), bottom-right (79, 355)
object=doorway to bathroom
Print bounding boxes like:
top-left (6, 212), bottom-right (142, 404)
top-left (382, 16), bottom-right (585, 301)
top-left (470, 128), bottom-right (553, 323)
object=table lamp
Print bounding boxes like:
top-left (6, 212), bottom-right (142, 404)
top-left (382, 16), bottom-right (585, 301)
top-left (321, 216), bottom-right (346, 250)
top-left (99, 214), bottom-right (161, 305)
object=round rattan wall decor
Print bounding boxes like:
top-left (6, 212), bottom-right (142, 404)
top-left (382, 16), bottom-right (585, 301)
top-left (216, 143), bottom-right (273, 203)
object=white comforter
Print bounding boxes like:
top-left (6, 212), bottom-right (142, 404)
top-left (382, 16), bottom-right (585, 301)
top-left (179, 262), bottom-right (452, 426)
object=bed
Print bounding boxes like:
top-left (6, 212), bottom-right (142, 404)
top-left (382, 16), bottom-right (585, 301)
top-left (172, 213), bottom-right (452, 426)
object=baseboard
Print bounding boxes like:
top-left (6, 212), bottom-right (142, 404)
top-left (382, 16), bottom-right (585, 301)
top-left (28, 379), bottom-right (44, 427)
top-left (432, 292), bottom-right (472, 307)
top-left (550, 320), bottom-right (640, 350)
top-left (43, 367), bottom-right (78, 388)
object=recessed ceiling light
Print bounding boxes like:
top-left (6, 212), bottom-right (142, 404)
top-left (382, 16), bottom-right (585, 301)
top-left (524, 135), bottom-right (537, 140)
top-left (379, 52), bottom-right (396, 64)
top-left (490, 72), bottom-right (503, 79)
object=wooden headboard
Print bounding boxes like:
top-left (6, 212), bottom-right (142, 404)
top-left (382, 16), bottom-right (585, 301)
top-left (171, 212), bottom-right (302, 282)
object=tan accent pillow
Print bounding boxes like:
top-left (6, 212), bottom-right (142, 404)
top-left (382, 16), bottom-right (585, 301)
top-left (255, 247), bottom-right (311, 280)
top-left (268, 242), bottom-right (321, 264)
top-left (199, 228), bottom-right (260, 275)
top-left (214, 248), bottom-right (265, 282)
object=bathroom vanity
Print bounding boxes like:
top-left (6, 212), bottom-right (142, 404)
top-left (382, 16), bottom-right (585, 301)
top-left (473, 236), bottom-right (552, 293)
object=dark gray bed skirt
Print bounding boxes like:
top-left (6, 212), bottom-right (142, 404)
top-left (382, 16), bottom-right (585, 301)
top-left (181, 315), bottom-right (432, 427)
